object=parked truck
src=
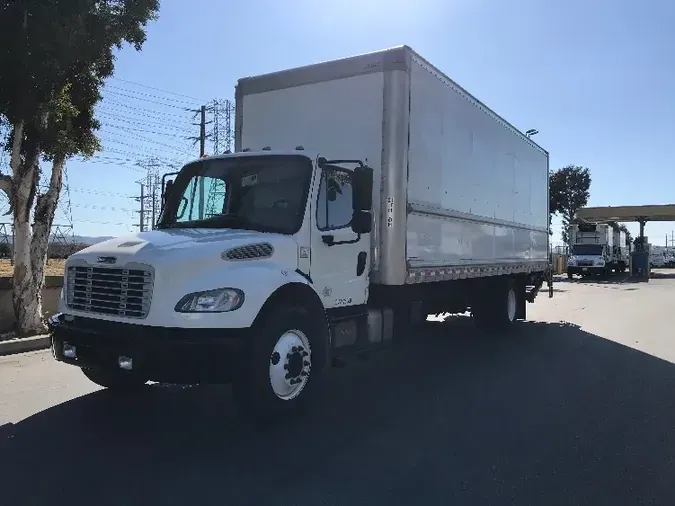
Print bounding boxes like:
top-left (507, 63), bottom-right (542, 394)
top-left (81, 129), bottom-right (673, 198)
top-left (567, 222), bottom-right (626, 278)
top-left (613, 228), bottom-right (628, 271)
top-left (49, 46), bottom-right (552, 420)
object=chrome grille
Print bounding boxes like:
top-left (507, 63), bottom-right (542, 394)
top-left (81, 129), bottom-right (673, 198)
top-left (224, 243), bottom-right (274, 261)
top-left (577, 260), bottom-right (593, 266)
top-left (66, 265), bottom-right (153, 319)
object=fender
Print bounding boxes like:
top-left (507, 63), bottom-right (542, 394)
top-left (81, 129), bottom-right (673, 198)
top-left (144, 261), bottom-right (323, 329)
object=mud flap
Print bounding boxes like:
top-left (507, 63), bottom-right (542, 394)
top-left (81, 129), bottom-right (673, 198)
top-left (548, 267), bottom-right (554, 298)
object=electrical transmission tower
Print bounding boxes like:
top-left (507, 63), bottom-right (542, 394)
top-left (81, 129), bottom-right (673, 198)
top-left (0, 223), bottom-right (11, 258)
top-left (134, 158), bottom-right (163, 231)
top-left (209, 99), bottom-right (235, 154)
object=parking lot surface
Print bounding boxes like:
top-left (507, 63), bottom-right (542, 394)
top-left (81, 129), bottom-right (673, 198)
top-left (1, 272), bottom-right (674, 505)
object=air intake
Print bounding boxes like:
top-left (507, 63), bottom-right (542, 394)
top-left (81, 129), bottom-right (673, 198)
top-left (223, 243), bottom-right (274, 261)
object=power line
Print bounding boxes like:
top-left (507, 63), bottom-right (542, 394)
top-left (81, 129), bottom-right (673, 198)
top-left (110, 76), bottom-right (206, 102)
top-left (103, 88), bottom-right (195, 110)
top-left (104, 84), bottom-right (199, 106)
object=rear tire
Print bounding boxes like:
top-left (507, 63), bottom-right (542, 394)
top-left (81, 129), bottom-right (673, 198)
top-left (472, 278), bottom-right (519, 330)
top-left (81, 368), bottom-right (147, 390)
top-left (232, 305), bottom-right (329, 423)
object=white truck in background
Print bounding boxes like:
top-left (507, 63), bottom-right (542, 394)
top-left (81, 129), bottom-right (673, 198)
top-left (49, 46), bottom-right (552, 421)
top-left (613, 228), bottom-right (629, 270)
top-left (567, 223), bottom-right (627, 278)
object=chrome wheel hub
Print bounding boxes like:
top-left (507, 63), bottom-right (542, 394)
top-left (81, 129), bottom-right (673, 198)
top-left (269, 329), bottom-right (311, 400)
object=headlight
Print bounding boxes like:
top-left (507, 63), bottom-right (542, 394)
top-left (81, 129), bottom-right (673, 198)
top-left (175, 288), bottom-right (244, 313)
top-left (567, 259), bottom-right (575, 266)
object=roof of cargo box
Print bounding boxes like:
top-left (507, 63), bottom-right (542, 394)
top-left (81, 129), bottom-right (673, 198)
top-left (235, 45), bottom-right (547, 156)
top-left (576, 204), bottom-right (675, 222)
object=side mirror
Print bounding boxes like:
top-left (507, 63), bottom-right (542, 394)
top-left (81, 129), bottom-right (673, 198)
top-left (163, 179), bottom-right (174, 205)
top-left (351, 210), bottom-right (372, 234)
top-left (352, 165), bottom-right (373, 211)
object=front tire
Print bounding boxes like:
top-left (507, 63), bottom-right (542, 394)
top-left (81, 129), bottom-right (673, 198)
top-left (81, 368), bottom-right (147, 390)
top-left (232, 305), bottom-right (329, 423)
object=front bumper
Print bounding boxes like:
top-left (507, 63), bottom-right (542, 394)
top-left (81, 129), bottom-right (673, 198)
top-left (567, 266), bottom-right (606, 275)
top-left (49, 314), bottom-right (249, 384)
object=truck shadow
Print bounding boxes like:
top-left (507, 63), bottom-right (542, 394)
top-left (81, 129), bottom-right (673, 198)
top-left (1, 319), bottom-right (674, 505)
top-left (649, 270), bottom-right (675, 280)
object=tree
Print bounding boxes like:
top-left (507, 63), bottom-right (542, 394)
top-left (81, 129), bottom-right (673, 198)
top-left (549, 165), bottom-right (591, 244)
top-left (0, 0), bottom-right (159, 335)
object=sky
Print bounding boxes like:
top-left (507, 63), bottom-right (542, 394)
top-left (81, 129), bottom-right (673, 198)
top-left (9, 0), bottom-right (675, 246)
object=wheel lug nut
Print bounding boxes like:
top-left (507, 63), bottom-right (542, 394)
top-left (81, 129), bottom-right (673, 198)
top-left (270, 352), bottom-right (280, 365)
top-left (303, 360), bottom-right (310, 366)
top-left (302, 351), bottom-right (309, 357)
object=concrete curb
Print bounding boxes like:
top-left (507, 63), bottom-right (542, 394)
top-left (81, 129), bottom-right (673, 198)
top-left (0, 335), bottom-right (51, 356)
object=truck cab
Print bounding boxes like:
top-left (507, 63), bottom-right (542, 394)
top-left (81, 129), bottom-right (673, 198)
top-left (566, 243), bottom-right (608, 277)
top-left (50, 150), bottom-right (374, 420)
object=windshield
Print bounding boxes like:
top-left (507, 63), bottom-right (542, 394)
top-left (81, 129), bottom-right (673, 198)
top-left (158, 154), bottom-right (313, 235)
top-left (571, 244), bottom-right (603, 256)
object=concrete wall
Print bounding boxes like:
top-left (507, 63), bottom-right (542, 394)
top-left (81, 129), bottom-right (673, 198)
top-left (0, 276), bottom-right (63, 333)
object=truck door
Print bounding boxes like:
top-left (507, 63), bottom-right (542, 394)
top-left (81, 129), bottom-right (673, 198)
top-left (309, 164), bottom-right (370, 310)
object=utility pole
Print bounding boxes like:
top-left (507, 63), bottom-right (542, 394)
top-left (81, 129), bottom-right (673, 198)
top-left (133, 183), bottom-right (147, 232)
top-left (189, 104), bottom-right (211, 157)
top-left (199, 105), bottom-right (206, 157)
top-left (139, 183), bottom-right (145, 232)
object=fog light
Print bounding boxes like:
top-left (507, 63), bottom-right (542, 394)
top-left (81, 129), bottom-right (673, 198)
top-left (118, 356), bottom-right (133, 370)
top-left (63, 343), bottom-right (77, 359)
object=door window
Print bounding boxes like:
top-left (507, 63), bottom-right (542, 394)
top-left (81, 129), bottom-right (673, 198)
top-left (316, 168), bottom-right (353, 231)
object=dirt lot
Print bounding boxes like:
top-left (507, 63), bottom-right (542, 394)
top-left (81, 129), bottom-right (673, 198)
top-left (0, 258), bottom-right (66, 278)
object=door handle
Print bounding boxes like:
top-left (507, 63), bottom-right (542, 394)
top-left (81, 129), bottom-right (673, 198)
top-left (322, 233), bottom-right (361, 247)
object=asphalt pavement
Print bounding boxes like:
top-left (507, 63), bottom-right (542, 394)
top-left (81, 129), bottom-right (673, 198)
top-left (1, 272), bottom-right (674, 506)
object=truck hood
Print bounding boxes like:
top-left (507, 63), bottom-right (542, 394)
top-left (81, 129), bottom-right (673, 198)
top-left (70, 228), bottom-right (299, 269)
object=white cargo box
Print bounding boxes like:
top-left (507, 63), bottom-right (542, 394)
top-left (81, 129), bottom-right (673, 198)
top-left (236, 46), bottom-right (549, 286)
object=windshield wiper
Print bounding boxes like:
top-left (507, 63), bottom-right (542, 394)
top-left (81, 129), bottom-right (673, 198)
top-left (160, 214), bottom-right (258, 230)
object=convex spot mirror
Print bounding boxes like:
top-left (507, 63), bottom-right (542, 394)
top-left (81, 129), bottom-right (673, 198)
top-left (351, 209), bottom-right (372, 234)
top-left (351, 165), bottom-right (373, 211)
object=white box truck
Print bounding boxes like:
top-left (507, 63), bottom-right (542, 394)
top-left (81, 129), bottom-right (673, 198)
top-left (567, 222), bottom-right (626, 277)
top-left (613, 228), bottom-right (628, 271)
top-left (49, 46), bottom-right (552, 420)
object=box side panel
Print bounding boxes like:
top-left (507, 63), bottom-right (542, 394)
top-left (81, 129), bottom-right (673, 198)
top-left (405, 55), bottom-right (549, 274)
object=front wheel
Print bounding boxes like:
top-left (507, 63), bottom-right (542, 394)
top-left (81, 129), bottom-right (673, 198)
top-left (232, 306), bottom-right (329, 423)
top-left (81, 368), bottom-right (147, 390)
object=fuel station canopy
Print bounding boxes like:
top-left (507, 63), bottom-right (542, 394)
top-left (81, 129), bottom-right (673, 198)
top-left (576, 204), bottom-right (675, 223)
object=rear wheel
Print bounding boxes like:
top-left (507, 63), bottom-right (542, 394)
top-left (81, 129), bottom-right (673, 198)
top-left (232, 306), bottom-right (329, 423)
top-left (472, 278), bottom-right (519, 330)
top-left (81, 368), bottom-right (147, 390)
